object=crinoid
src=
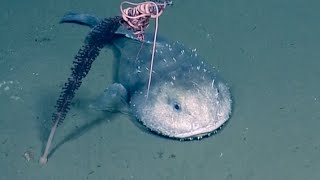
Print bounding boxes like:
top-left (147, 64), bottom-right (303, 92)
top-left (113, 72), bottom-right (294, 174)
top-left (120, 0), bottom-right (171, 98)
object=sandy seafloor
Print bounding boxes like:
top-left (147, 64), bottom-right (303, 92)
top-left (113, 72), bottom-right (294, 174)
top-left (0, 0), bottom-right (320, 179)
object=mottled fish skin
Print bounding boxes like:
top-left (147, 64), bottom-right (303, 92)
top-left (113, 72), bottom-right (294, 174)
top-left (61, 13), bottom-right (232, 140)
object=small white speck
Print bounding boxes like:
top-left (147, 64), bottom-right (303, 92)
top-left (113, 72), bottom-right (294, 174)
top-left (219, 152), bottom-right (223, 158)
top-left (211, 79), bottom-right (215, 88)
top-left (4, 86), bottom-right (9, 91)
top-left (172, 57), bottom-right (176, 62)
top-left (197, 66), bottom-right (200, 70)
top-left (10, 96), bottom-right (20, 101)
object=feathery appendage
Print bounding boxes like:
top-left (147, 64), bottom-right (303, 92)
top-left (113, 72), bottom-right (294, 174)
top-left (39, 16), bottom-right (122, 164)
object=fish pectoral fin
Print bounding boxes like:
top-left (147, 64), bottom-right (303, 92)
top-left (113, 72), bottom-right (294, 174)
top-left (89, 83), bottom-right (129, 112)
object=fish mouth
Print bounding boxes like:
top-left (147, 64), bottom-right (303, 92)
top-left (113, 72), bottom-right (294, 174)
top-left (171, 118), bottom-right (229, 140)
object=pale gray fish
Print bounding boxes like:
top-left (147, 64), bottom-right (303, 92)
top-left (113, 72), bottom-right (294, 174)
top-left (60, 12), bottom-right (232, 140)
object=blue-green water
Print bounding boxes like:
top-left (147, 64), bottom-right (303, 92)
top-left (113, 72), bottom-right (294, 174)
top-left (0, 0), bottom-right (319, 179)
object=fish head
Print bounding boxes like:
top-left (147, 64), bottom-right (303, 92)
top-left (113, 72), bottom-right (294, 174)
top-left (130, 72), bottom-right (232, 140)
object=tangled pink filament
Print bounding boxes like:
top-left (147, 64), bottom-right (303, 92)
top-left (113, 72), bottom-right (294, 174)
top-left (120, 1), bottom-right (166, 41)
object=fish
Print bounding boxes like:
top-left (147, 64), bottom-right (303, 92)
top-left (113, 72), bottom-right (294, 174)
top-left (60, 12), bottom-right (232, 140)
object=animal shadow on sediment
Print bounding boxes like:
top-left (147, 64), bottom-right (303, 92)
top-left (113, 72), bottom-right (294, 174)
top-left (36, 90), bottom-right (119, 159)
top-left (46, 97), bottom-right (163, 159)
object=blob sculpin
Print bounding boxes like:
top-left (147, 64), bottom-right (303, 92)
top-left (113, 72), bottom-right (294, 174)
top-left (61, 13), bottom-right (232, 140)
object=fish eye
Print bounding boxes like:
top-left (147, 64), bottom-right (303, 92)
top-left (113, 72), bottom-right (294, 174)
top-left (167, 98), bottom-right (182, 112)
top-left (173, 102), bottom-right (181, 112)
